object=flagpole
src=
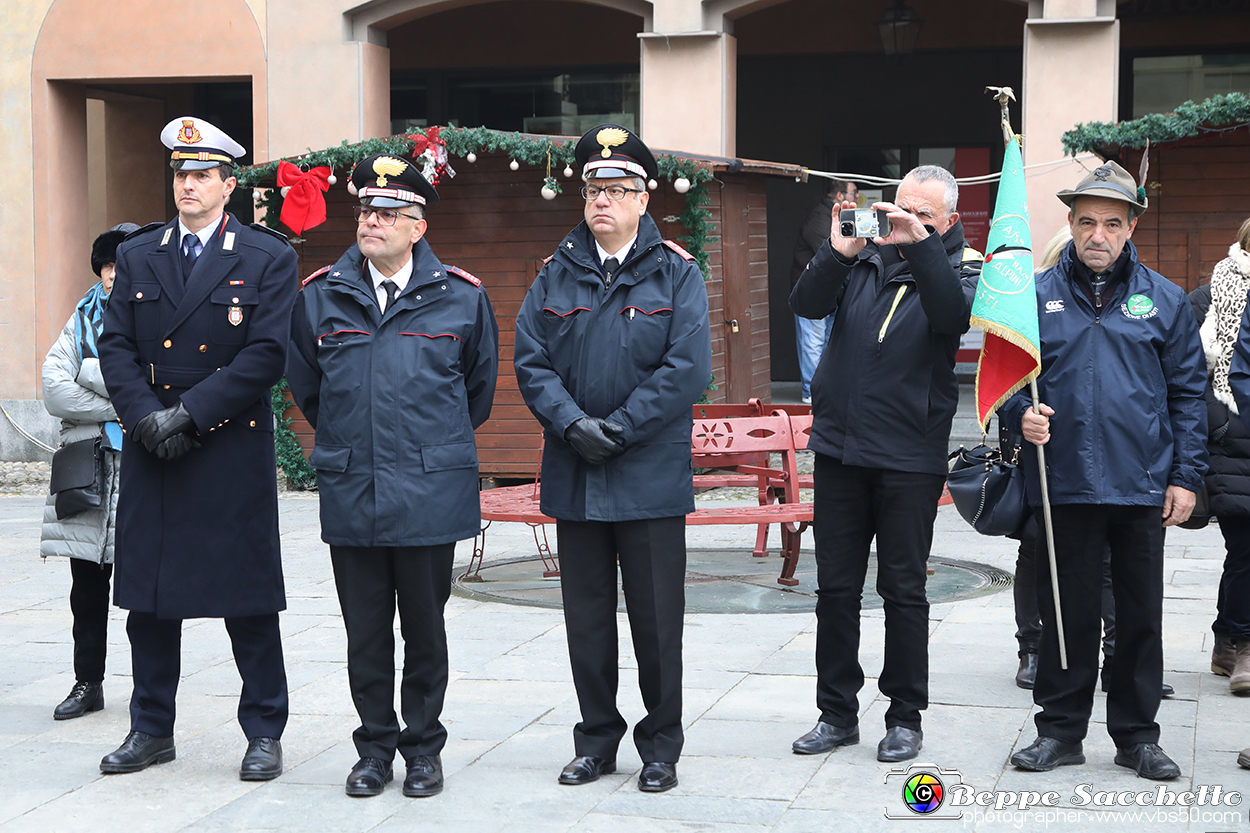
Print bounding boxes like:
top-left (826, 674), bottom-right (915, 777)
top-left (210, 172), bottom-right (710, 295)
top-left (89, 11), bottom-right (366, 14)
top-left (1030, 378), bottom-right (1068, 669)
top-left (987, 85), bottom-right (1068, 669)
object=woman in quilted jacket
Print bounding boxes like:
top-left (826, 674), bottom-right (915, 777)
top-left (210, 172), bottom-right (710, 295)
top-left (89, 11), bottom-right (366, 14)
top-left (40, 223), bottom-right (136, 720)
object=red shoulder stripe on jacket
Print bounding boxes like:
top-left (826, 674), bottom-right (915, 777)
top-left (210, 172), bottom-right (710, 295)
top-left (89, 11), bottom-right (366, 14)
top-left (446, 265), bottom-right (482, 287)
top-left (663, 240), bottom-right (695, 262)
top-left (301, 265), bottom-right (332, 287)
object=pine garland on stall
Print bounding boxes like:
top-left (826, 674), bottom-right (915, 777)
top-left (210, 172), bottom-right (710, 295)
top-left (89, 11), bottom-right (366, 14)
top-left (236, 126), bottom-right (718, 279)
top-left (1062, 92), bottom-right (1250, 156)
top-left (271, 378), bottom-right (317, 490)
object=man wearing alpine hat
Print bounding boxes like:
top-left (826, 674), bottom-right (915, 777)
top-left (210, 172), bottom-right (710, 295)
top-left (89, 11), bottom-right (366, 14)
top-left (1002, 160), bottom-right (1207, 779)
top-left (514, 125), bottom-right (712, 792)
top-left (97, 117), bottom-right (297, 779)
top-left (286, 154), bottom-right (498, 798)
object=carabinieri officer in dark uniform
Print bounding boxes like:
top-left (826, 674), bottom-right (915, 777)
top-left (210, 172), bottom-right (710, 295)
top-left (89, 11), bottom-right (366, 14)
top-left (286, 154), bottom-right (498, 799)
top-left (514, 125), bottom-right (712, 793)
top-left (97, 117), bottom-right (297, 780)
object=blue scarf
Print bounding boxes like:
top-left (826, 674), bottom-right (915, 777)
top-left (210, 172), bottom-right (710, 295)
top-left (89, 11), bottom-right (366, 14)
top-left (74, 282), bottom-right (123, 450)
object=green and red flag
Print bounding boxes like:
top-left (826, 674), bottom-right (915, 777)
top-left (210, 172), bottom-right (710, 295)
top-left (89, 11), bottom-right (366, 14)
top-left (970, 137), bottom-right (1040, 432)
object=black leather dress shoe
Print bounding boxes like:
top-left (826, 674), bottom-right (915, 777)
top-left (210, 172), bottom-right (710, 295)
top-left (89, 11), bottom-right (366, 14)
top-left (240, 737), bottom-right (282, 781)
top-left (54, 681), bottom-right (104, 720)
top-left (403, 755), bottom-right (443, 797)
top-left (638, 762), bottom-right (678, 793)
top-left (792, 721), bottom-right (859, 755)
top-left (346, 757), bottom-right (393, 797)
top-left (100, 731), bottom-right (176, 773)
top-left (1011, 736), bottom-right (1085, 771)
top-left (1161, 683), bottom-right (1175, 698)
top-left (558, 756), bottom-right (616, 785)
top-left (1015, 653), bottom-right (1038, 690)
top-left (1114, 742), bottom-right (1181, 780)
top-left (877, 727), bottom-right (922, 762)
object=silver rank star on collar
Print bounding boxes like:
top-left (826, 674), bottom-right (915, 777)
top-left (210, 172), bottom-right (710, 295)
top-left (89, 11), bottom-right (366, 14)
top-left (433, 271), bottom-right (442, 277)
top-left (566, 242), bottom-right (574, 249)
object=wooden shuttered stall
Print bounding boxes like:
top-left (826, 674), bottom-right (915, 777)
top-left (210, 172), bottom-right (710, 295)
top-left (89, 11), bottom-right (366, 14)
top-left (1111, 130), bottom-right (1250, 292)
top-left (268, 145), bottom-right (798, 478)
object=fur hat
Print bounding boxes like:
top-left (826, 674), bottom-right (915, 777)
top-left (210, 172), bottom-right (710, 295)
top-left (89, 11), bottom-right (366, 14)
top-left (90, 222), bottom-right (140, 276)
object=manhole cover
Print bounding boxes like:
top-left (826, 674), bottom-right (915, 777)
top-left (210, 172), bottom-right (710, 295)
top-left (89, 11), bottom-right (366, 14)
top-left (454, 549), bottom-right (1011, 614)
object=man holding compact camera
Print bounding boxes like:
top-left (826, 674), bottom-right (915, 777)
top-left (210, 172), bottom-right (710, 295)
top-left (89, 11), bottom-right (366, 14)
top-left (788, 166), bottom-right (981, 763)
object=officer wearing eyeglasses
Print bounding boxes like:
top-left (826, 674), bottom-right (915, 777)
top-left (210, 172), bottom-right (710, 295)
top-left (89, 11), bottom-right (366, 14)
top-left (286, 153), bottom-right (498, 799)
top-left (514, 125), bottom-right (712, 793)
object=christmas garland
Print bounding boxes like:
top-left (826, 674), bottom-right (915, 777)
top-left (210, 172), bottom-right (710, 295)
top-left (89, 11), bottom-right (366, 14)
top-left (1062, 92), bottom-right (1250, 156)
top-left (236, 126), bottom-right (717, 278)
top-left (271, 378), bottom-right (317, 490)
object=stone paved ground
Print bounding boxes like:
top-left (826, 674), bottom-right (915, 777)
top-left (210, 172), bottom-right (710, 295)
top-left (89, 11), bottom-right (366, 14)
top-left (0, 485), bottom-right (1245, 832)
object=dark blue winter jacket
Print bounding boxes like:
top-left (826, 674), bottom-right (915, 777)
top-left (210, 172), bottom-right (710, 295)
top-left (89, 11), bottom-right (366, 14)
top-left (1001, 241), bottom-right (1207, 507)
top-left (287, 239), bottom-right (499, 547)
top-left (513, 214), bottom-right (712, 522)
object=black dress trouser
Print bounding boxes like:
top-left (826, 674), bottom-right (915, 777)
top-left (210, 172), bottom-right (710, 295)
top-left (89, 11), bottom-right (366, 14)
top-left (556, 516), bottom-right (686, 764)
top-left (69, 558), bottom-right (112, 682)
top-left (127, 610), bottom-right (288, 739)
top-left (1033, 504), bottom-right (1164, 746)
top-left (812, 454), bottom-right (945, 732)
top-left (1015, 520), bottom-right (1119, 658)
top-left (330, 544), bottom-right (455, 763)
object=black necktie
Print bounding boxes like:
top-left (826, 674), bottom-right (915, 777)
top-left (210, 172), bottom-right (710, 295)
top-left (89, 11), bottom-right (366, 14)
top-left (381, 279), bottom-right (399, 312)
top-left (603, 257), bottom-right (619, 288)
top-left (181, 233), bottom-right (201, 280)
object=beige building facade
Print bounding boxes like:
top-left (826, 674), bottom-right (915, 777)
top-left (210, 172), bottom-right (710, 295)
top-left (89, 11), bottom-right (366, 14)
top-left (2, 0), bottom-right (1247, 457)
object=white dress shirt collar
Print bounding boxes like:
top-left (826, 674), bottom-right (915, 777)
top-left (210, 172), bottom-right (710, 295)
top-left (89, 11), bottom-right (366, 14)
top-left (177, 215), bottom-right (221, 252)
top-left (594, 235), bottom-right (637, 267)
top-left (367, 254), bottom-right (415, 310)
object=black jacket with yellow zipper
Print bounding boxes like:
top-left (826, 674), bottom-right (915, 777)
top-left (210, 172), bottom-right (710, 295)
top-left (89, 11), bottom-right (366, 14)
top-left (789, 220), bottom-right (981, 476)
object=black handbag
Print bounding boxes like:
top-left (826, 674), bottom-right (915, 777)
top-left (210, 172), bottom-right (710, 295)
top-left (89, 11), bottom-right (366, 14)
top-left (946, 443), bottom-right (1030, 537)
top-left (50, 437), bottom-right (104, 520)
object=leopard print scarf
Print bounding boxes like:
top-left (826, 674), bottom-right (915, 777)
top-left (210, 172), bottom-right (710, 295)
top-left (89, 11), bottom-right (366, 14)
top-left (1200, 243), bottom-right (1250, 414)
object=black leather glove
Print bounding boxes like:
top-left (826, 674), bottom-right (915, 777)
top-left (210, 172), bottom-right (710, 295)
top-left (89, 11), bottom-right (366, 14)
top-left (565, 418), bottom-right (625, 465)
top-left (154, 433), bottom-right (201, 461)
top-left (133, 402), bottom-right (196, 454)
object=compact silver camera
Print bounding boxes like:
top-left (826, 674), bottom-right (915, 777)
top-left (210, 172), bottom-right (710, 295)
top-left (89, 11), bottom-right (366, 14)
top-left (839, 208), bottom-right (892, 239)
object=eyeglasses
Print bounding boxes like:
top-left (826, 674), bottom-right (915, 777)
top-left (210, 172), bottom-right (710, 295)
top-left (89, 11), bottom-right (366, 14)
top-left (353, 205), bottom-right (419, 226)
top-left (581, 185), bottom-right (643, 202)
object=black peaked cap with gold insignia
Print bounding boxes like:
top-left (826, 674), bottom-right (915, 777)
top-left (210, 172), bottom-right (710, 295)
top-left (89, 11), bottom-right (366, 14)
top-left (575, 124), bottom-right (658, 182)
top-left (351, 154), bottom-right (440, 209)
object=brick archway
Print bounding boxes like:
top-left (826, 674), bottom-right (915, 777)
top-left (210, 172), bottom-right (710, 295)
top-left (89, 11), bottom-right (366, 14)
top-left (28, 0), bottom-right (268, 389)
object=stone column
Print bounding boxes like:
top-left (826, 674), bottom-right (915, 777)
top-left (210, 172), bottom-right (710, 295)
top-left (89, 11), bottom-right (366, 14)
top-left (1022, 0), bottom-right (1120, 241)
top-left (639, 17), bottom-right (736, 157)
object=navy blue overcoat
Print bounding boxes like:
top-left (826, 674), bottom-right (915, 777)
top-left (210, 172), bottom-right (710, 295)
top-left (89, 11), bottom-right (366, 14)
top-left (99, 213), bottom-right (297, 618)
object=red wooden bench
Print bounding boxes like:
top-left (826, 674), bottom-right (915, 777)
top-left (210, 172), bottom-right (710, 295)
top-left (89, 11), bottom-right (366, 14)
top-left (465, 406), bottom-right (814, 587)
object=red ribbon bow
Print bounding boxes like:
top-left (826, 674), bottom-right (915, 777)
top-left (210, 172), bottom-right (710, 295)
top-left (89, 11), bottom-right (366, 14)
top-left (275, 160), bottom-right (332, 235)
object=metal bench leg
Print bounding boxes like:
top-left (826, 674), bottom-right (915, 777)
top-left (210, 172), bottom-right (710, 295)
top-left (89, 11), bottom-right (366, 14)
top-left (462, 520), bottom-right (491, 582)
top-left (530, 522), bottom-right (560, 578)
top-left (776, 521), bottom-right (806, 587)
top-left (751, 483), bottom-right (774, 558)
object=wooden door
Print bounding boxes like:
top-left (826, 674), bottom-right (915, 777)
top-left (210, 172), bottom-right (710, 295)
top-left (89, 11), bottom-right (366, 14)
top-left (720, 178), bottom-right (754, 402)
